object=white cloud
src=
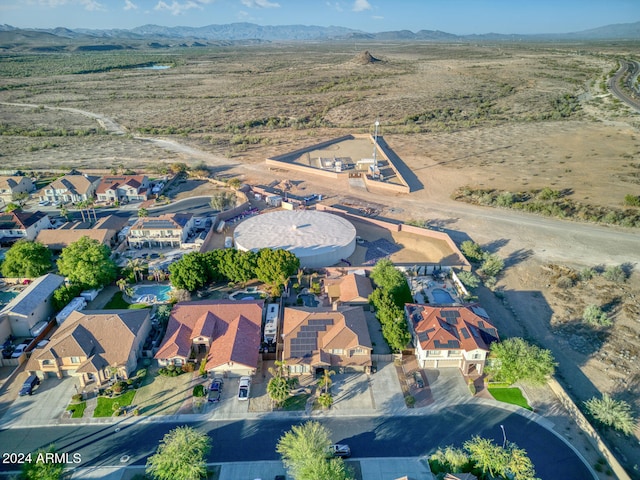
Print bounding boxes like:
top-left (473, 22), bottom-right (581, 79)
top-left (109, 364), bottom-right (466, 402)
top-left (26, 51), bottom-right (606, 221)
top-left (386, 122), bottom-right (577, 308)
top-left (124, 0), bottom-right (138, 11)
top-left (154, 0), bottom-right (201, 15)
top-left (240, 0), bottom-right (280, 8)
top-left (352, 0), bottom-right (371, 12)
top-left (326, 2), bottom-right (343, 13)
top-left (30, 0), bottom-right (105, 10)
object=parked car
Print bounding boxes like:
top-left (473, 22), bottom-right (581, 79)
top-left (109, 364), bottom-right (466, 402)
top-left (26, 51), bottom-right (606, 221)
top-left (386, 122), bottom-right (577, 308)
top-left (19, 375), bottom-right (40, 396)
top-left (414, 371), bottom-right (424, 389)
top-left (328, 444), bottom-right (351, 458)
top-left (11, 343), bottom-right (28, 358)
top-left (208, 378), bottom-right (223, 403)
top-left (38, 200), bottom-right (50, 207)
top-left (238, 376), bottom-right (251, 401)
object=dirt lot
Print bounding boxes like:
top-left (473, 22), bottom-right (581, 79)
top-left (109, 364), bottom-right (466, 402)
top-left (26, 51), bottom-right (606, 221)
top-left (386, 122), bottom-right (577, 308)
top-left (1, 41), bottom-right (639, 475)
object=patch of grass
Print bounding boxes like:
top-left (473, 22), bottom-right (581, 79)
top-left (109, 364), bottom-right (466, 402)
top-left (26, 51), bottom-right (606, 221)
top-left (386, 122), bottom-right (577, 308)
top-left (488, 387), bottom-right (532, 410)
top-left (66, 401), bottom-right (86, 418)
top-left (281, 394), bottom-right (309, 411)
top-left (94, 389), bottom-right (136, 417)
top-left (103, 291), bottom-right (150, 310)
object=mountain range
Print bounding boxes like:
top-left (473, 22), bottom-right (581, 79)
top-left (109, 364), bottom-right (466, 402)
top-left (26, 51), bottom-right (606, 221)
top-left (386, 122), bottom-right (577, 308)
top-left (0, 20), bottom-right (638, 51)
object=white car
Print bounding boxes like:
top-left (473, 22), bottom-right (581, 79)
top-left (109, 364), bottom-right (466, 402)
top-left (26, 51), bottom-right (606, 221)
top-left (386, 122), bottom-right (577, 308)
top-left (11, 344), bottom-right (28, 358)
top-left (38, 200), bottom-right (50, 207)
top-left (328, 444), bottom-right (351, 458)
top-left (238, 376), bottom-right (251, 401)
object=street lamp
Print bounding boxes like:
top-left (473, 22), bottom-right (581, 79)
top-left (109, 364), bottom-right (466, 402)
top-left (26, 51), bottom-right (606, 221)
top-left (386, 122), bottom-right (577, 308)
top-left (500, 424), bottom-right (507, 448)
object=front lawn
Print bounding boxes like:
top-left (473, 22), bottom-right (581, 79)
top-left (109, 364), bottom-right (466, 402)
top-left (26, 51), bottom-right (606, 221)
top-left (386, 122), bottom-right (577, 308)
top-left (488, 387), bottom-right (532, 410)
top-left (103, 291), bottom-right (150, 310)
top-left (282, 394), bottom-right (308, 411)
top-left (94, 390), bottom-right (136, 417)
top-left (66, 401), bottom-right (86, 418)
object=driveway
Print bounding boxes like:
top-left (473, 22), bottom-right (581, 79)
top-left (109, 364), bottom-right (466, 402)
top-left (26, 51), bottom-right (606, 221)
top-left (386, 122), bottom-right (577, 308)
top-left (2, 375), bottom-right (77, 428)
top-left (206, 376), bottom-right (250, 419)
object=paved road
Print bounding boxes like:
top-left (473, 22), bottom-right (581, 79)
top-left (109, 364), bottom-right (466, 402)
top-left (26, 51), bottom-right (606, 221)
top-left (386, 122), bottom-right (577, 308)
top-left (608, 60), bottom-right (640, 112)
top-left (0, 406), bottom-right (591, 480)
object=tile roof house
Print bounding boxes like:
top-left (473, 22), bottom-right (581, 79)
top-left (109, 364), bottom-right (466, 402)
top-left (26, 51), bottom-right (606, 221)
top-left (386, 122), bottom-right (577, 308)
top-left (35, 215), bottom-right (126, 251)
top-left (38, 174), bottom-right (100, 204)
top-left (155, 300), bottom-right (264, 377)
top-left (324, 272), bottom-right (374, 306)
top-left (282, 306), bottom-right (373, 375)
top-left (405, 303), bottom-right (499, 375)
top-left (27, 309), bottom-right (151, 388)
top-left (0, 176), bottom-right (34, 204)
top-left (128, 213), bottom-right (195, 249)
top-left (0, 273), bottom-right (65, 337)
top-left (0, 210), bottom-right (51, 243)
top-left (96, 175), bottom-right (150, 203)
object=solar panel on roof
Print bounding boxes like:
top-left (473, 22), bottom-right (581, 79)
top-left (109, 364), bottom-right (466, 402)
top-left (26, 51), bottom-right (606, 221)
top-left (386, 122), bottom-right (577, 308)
top-left (418, 331), bottom-right (429, 342)
top-left (460, 328), bottom-right (470, 339)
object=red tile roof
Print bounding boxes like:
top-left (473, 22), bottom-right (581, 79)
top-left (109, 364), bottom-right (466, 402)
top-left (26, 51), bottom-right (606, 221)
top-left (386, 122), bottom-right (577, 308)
top-left (405, 304), bottom-right (499, 353)
top-left (325, 273), bottom-right (373, 303)
top-left (155, 300), bottom-right (264, 370)
top-left (96, 175), bottom-right (147, 194)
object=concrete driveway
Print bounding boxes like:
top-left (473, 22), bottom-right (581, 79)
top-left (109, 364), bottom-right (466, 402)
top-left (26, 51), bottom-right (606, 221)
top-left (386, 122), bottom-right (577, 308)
top-left (206, 376), bottom-right (250, 419)
top-left (2, 375), bottom-right (77, 427)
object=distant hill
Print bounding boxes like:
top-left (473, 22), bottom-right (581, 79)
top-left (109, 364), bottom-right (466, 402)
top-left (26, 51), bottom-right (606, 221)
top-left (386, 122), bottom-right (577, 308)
top-left (0, 20), bottom-right (638, 52)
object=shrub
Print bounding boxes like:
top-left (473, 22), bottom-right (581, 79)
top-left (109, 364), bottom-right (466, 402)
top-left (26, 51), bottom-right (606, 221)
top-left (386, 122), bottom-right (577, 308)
top-left (132, 408), bottom-right (140, 416)
top-left (603, 265), bottom-right (626, 283)
top-left (583, 304), bottom-right (612, 327)
top-left (579, 267), bottom-right (596, 281)
top-left (623, 194), bottom-right (640, 207)
top-left (159, 365), bottom-right (183, 377)
top-left (71, 393), bottom-right (83, 403)
top-left (405, 395), bottom-right (415, 407)
top-left (182, 362), bottom-right (196, 373)
top-left (479, 254), bottom-right (504, 277)
top-left (112, 381), bottom-right (127, 394)
top-left (556, 276), bottom-right (574, 289)
top-left (584, 394), bottom-right (636, 435)
top-left (496, 191), bottom-right (516, 207)
top-left (193, 385), bottom-right (205, 398)
top-left (460, 240), bottom-right (484, 263)
top-left (199, 359), bottom-right (207, 377)
top-left (135, 368), bottom-right (147, 379)
top-left (456, 270), bottom-right (480, 289)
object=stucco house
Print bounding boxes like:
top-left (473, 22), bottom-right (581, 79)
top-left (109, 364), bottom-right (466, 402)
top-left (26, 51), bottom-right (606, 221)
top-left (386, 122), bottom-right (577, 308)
top-left (405, 303), bottom-right (499, 375)
top-left (96, 175), bottom-right (150, 203)
top-left (324, 272), bottom-right (374, 306)
top-left (38, 174), bottom-right (100, 204)
top-left (26, 309), bottom-right (151, 387)
top-left (0, 210), bottom-right (51, 243)
top-left (282, 306), bottom-right (373, 375)
top-left (154, 300), bottom-right (264, 377)
top-left (36, 215), bottom-right (126, 251)
top-left (127, 213), bottom-right (195, 249)
top-left (0, 273), bottom-right (64, 337)
top-left (0, 176), bottom-right (34, 204)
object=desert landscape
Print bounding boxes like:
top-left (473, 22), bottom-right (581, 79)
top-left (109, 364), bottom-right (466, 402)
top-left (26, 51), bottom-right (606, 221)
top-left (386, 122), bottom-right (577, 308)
top-left (1, 39), bottom-right (640, 475)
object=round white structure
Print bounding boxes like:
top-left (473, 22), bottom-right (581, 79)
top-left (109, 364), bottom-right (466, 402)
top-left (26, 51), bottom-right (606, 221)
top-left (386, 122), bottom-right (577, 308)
top-left (233, 210), bottom-right (356, 268)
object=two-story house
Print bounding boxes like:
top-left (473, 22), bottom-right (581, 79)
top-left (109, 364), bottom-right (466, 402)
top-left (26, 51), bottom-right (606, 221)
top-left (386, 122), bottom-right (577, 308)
top-left (27, 309), bottom-right (151, 387)
top-left (154, 300), bottom-right (264, 378)
top-left (96, 175), bottom-right (150, 203)
top-left (405, 303), bottom-right (499, 375)
top-left (282, 306), bottom-right (373, 375)
top-left (0, 176), bottom-right (34, 205)
top-left (324, 272), bottom-right (374, 307)
top-left (38, 174), bottom-right (100, 204)
top-left (127, 213), bottom-right (194, 249)
top-left (0, 210), bottom-right (51, 243)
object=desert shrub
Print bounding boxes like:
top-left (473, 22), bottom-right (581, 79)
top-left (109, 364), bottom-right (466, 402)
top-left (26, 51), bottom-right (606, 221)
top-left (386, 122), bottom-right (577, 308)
top-left (479, 254), bottom-right (504, 277)
top-left (584, 394), bottom-right (636, 435)
top-left (624, 194), bottom-right (640, 207)
top-left (456, 270), bottom-right (480, 289)
top-left (603, 265), bottom-right (626, 283)
top-left (496, 191), bottom-right (516, 207)
top-left (556, 276), bottom-right (574, 289)
top-left (579, 267), bottom-right (596, 281)
top-left (460, 240), bottom-right (484, 263)
top-left (537, 187), bottom-right (562, 200)
top-left (181, 362), bottom-right (196, 373)
top-left (71, 393), bottom-right (83, 403)
top-left (583, 304), bottom-right (612, 327)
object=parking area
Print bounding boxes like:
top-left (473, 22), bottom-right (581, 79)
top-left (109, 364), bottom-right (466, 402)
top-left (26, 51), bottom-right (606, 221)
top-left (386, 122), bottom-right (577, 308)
top-left (205, 376), bottom-right (251, 419)
top-left (2, 374), bottom-right (76, 427)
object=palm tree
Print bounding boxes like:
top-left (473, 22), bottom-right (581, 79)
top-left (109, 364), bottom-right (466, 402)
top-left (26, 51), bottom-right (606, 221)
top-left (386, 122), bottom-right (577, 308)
top-left (116, 278), bottom-right (128, 292)
top-left (127, 258), bottom-right (144, 283)
top-left (318, 369), bottom-right (335, 394)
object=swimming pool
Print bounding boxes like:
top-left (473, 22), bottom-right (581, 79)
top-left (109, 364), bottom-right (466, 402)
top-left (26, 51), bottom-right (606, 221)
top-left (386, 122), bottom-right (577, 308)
top-left (132, 285), bottom-right (172, 303)
top-left (431, 288), bottom-right (455, 304)
top-left (298, 293), bottom-right (319, 307)
top-left (0, 291), bottom-right (18, 305)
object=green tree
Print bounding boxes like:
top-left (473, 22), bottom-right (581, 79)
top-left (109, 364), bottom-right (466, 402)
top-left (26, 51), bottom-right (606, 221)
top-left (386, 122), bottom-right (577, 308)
top-left (460, 240), bottom-right (484, 263)
top-left (52, 284), bottom-right (83, 311)
top-left (479, 253), bottom-right (505, 278)
top-left (370, 259), bottom-right (412, 305)
top-left (5, 202), bottom-right (20, 212)
top-left (168, 252), bottom-right (209, 292)
top-left (582, 304), bottom-right (612, 327)
top-left (20, 445), bottom-right (65, 480)
top-left (369, 289), bottom-right (411, 352)
top-left (137, 207), bottom-right (149, 218)
top-left (317, 392), bottom-right (334, 409)
top-left (464, 436), bottom-right (508, 478)
top-left (146, 426), bottom-right (211, 480)
top-left (456, 270), bottom-right (480, 289)
top-left (486, 337), bottom-right (556, 385)
top-left (428, 445), bottom-right (471, 474)
top-left (267, 361), bottom-right (292, 407)
top-left (1, 240), bottom-right (52, 278)
top-left (217, 249), bottom-right (257, 285)
top-left (276, 421), bottom-right (352, 480)
top-left (584, 394), bottom-right (636, 436)
top-left (255, 248), bottom-right (300, 295)
top-left (57, 236), bottom-right (117, 289)
top-left (210, 192), bottom-right (235, 211)
top-left (126, 258), bottom-right (145, 283)
top-left (169, 162), bottom-right (188, 175)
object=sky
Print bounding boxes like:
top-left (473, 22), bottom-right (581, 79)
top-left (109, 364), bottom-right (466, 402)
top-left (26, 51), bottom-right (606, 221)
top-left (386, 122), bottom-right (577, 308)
top-left (1, 0), bottom-right (639, 35)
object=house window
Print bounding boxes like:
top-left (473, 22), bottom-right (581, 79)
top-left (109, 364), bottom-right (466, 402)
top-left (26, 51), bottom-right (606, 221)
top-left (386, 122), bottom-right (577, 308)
top-left (42, 359), bottom-right (52, 366)
top-left (351, 348), bottom-right (366, 355)
top-left (427, 350), bottom-right (442, 356)
top-left (174, 358), bottom-right (183, 366)
top-left (70, 356), bottom-right (81, 364)
top-left (330, 349), bottom-right (344, 355)
top-left (472, 353), bottom-right (483, 360)
top-left (448, 350), bottom-right (461, 357)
